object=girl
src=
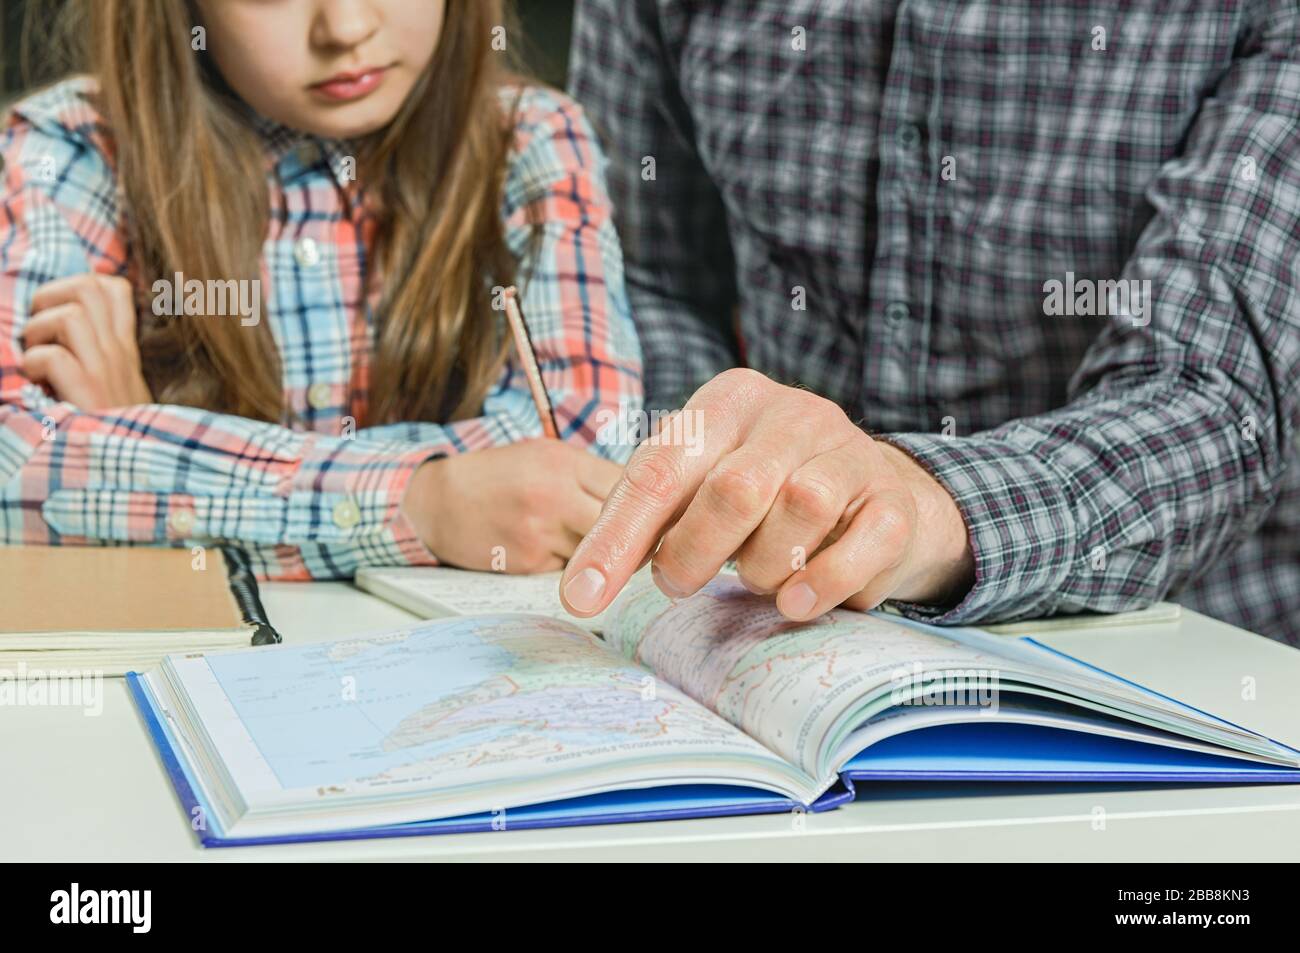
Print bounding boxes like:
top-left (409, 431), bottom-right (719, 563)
top-left (0, 0), bottom-right (643, 580)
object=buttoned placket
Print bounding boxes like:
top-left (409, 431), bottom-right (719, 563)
top-left (273, 135), bottom-right (356, 430)
top-left (866, 1), bottom-right (958, 429)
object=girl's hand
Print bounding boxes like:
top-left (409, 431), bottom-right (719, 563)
top-left (19, 274), bottom-right (153, 411)
top-left (401, 440), bottom-right (624, 573)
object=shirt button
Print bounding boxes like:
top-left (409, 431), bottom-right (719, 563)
top-left (897, 123), bottom-right (921, 150)
top-left (294, 237), bottom-right (321, 268)
top-left (168, 509), bottom-right (197, 535)
top-left (307, 382), bottom-right (332, 410)
top-left (885, 302), bottom-right (910, 326)
top-left (332, 500), bottom-right (361, 530)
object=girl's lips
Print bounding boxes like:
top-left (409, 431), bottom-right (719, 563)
top-left (310, 66), bottom-right (389, 102)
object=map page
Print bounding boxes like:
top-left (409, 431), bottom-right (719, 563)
top-left (158, 613), bottom-right (816, 833)
top-left (605, 576), bottom-right (1009, 777)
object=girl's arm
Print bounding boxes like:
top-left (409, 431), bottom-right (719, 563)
top-left (0, 90), bottom-right (641, 581)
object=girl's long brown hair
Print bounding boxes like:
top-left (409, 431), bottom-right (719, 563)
top-left (37, 0), bottom-right (523, 425)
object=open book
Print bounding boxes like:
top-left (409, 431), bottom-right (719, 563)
top-left (130, 575), bottom-right (1300, 846)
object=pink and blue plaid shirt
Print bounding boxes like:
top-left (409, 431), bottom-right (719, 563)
top-left (0, 77), bottom-right (643, 580)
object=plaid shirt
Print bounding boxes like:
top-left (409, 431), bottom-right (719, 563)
top-left (0, 78), bottom-right (642, 580)
top-left (570, 0), bottom-right (1300, 644)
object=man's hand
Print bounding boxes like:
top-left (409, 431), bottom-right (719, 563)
top-left (19, 274), bottom-right (153, 411)
top-left (559, 368), bottom-right (974, 620)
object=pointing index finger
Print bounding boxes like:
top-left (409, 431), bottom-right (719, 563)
top-left (559, 372), bottom-right (767, 616)
top-left (559, 435), bottom-right (701, 617)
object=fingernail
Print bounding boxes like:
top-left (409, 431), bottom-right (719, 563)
top-left (651, 563), bottom-right (687, 599)
top-left (564, 567), bottom-right (606, 613)
top-left (780, 582), bottom-right (818, 619)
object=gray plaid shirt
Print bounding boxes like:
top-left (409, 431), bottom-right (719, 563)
top-left (569, 0), bottom-right (1300, 643)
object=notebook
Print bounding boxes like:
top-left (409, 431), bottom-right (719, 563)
top-left (1, 546), bottom-right (279, 675)
top-left (355, 565), bottom-right (1181, 637)
top-left (129, 573), bottom-right (1300, 847)
top-left (355, 565), bottom-right (621, 633)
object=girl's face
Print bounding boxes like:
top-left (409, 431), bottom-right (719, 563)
top-left (196, 0), bottom-right (446, 139)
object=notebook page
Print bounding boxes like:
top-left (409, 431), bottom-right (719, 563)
top-left (355, 567), bottom-right (615, 633)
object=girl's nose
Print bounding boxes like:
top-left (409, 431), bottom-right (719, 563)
top-left (311, 0), bottom-right (382, 52)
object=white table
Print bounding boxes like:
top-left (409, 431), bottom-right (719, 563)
top-left (4, 582), bottom-right (1300, 861)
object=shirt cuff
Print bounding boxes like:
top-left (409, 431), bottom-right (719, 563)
top-left (877, 432), bottom-right (1080, 625)
top-left (287, 436), bottom-right (441, 568)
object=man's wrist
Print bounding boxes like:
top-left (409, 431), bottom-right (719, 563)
top-left (876, 441), bottom-right (975, 607)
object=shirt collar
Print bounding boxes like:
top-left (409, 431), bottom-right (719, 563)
top-left (247, 110), bottom-right (359, 191)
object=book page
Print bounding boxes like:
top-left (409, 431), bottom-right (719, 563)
top-left (157, 612), bottom-right (818, 833)
top-left (355, 567), bottom-right (618, 632)
top-left (605, 575), bottom-right (1011, 778)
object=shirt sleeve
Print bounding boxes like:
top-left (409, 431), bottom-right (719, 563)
top-left (884, 1), bottom-right (1300, 625)
top-left (0, 88), bottom-right (641, 581)
top-left (569, 0), bottom-right (740, 412)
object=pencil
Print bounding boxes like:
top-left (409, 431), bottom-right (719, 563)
top-left (502, 286), bottom-right (561, 439)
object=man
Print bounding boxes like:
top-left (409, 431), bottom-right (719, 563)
top-left (560, 0), bottom-right (1300, 645)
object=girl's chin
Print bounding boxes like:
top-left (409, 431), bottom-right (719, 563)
top-left (289, 91), bottom-right (408, 140)
top-left (299, 109), bottom-right (398, 141)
